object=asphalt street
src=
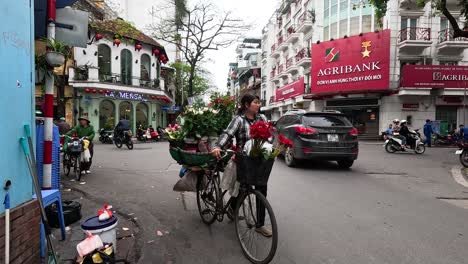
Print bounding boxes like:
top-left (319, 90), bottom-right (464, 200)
top-left (66, 142), bottom-right (468, 264)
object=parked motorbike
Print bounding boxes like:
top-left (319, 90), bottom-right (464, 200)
top-left (148, 127), bottom-right (160, 142)
top-left (456, 141), bottom-right (468, 167)
top-left (433, 132), bottom-right (459, 146)
top-left (136, 126), bottom-right (148, 142)
top-left (99, 128), bottom-right (114, 144)
top-left (384, 129), bottom-right (425, 154)
top-left (114, 130), bottom-right (134, 150)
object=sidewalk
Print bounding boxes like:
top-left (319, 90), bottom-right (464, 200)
top-left (50, 185), bottom-right (140, 263)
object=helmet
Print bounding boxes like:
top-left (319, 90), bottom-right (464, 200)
top-left (393, 119), bottom-right (400, 123)
top-left (400, 120), bottom-right (407, 125)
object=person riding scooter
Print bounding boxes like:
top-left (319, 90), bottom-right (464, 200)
top-left (399, 120), bottom-right (415, 148)
top-left (115, 119), bottom-right (131, 139)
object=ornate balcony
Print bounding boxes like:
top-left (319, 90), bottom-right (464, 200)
top-left (297, 12), bottom-right (313, 34)
top-left (286, 57), bottom-right (299, 74)
top-left (437, 28), bottom-right (468, 55)
top-left (278, 64), bottom-right (289, 78)
top-left (270, 43), bottom-right (280, 58)
top-left (398, 27), bottom-right (432, 54)
top-left (271, 68), bottom-right (280, 82)
top-left (285, 25), bottom-right (300, 44)
top-left (278, 35), bottom-right (289, 51)
top-left (295, 48), bottom-right (311, 68)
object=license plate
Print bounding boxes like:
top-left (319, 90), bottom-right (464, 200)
top-left (73, 141), bottom-right (79, 146)
top-left (327, 134), bottom-right (339, 142)
top-left (456, 150), bottom-right (463, 155)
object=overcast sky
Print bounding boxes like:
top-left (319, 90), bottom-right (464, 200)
top-left (111, 0), bottom-right (278, 92)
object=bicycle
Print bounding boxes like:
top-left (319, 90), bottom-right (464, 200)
top-left (62, 136), bottom-right (85, 181)
top-left (195, 150), bottom-right (278, 264)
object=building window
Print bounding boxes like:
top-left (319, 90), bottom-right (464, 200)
top-left (331, 0), bottom-right (338, 16)
top-left (325, 0), bottom-right (330, 18)
top-left (98, 44), bottom-right (111, 82)
top-left (121, 49), bottom-right (133, 85)
top-left (136, 103), bottom-right (149, 128)
top-left (330, 22), bottom-right (337, 39)
top-left (140, 54), bottom-right (151, 86)
top-left (119, 101), bottom-right (133, 125)
top-left (362, 15), bottom-right (372, 33)
top-left (340, 0), bottom-right (348, 12)
top-left (339, 19), bottom-right (347, 37)
top-left (99, 100), bottom-right (115, 130)
top-left (350, 17), bottom-right (360, 36)
top-left (324, 26), bottom-right (330, 40)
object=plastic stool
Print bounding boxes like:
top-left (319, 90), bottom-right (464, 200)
top-left (33, 189), bottom-right (66, 257)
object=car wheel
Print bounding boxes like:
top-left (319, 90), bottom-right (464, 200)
top-left (337, 159), bottom-right (354, 169)
top-left (284, 147), bottom-right (297, 167)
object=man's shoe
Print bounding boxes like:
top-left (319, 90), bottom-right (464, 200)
top-left (255, 226), bottom-right (273, 237)
top-left (81, 171), bottom-right (86, 175)
top-left (86, 170), bottom-right (91, 174)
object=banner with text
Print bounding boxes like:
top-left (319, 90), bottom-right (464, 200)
top-left (311, 30), bottom-right (391, 94)
top-left (275, 77), bottom-right (305, 101)
top-left (400, 65), bottom-right (468, 88)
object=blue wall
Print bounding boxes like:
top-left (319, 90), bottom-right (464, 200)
top-left (0, 1), bottom-right (35, 213)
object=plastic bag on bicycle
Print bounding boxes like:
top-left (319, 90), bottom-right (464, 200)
top-left (221, 160), bottom-right (240, 197)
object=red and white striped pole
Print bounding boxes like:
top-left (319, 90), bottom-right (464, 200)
top-left (43, 0), bottom-right (56, 189)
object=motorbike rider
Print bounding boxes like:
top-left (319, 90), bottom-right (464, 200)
top-left (66, 117), bottom-right (95, 174)
top-left (392, 119), bottom-right (401, 132)
top-left (115, 118), bottom-right (131, 139)
top-left (399, 120), bottom-right (416, 148)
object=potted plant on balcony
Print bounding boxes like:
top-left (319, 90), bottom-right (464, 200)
top-left (44, 38), bottom-right (70, 67)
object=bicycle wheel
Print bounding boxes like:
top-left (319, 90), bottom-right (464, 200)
top-left (63, 153), bottom-right (71, 176)
top-left (196, 172), bottom-right (220, 225)
top-left (126, 140), bottom-right (134, 150)
top-left (74, 157), bottom-right (82, 181)
top-left (235, 189), bottom-right (278, 264)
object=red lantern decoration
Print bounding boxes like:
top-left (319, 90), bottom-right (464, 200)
top-left (113, 38), bottom-right (121, 47)
top-left (159, 54), bottom-right (165, 61)
top-left (98, 90), bottom-right (104, 94)
top-left (153, 49), bottom-right (160, 55)
top-left (85, 88), bottom-right (91, 93)
top-left (135, 43), bottom-right (143, 51)
top-left (92, 89), bottom-right (97, 93)
top-left (95, 33), bottom-right (104, 41)
top-left (105, 90), bottom-right (110, 94)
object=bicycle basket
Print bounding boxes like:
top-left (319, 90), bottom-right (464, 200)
top-left (67, 141), bottom-right (83, 153)
top-left (169, 147), bottom-right (215, 166)
top-left (236, 155), bottom-right (275, 186)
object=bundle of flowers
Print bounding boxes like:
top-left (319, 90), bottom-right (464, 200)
top-left (244, 121), bottom-right (293, 160)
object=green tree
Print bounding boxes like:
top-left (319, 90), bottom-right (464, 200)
top-left (170, 62), bottom-right (210, 105)
top-left (370, 0), bottom-right (468, 38)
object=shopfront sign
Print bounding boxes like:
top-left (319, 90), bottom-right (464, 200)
top-left (161, 105), bottom-right (181, 112)
top-left (400, 65), bottom-right (468, 88)
top-left (105, 91), bottom-right (147, 101)
top-left (275, 77), bottom-right (305, 101)
top-left (402, 103), bottom-right (419, 111)
top-left (311, 30), bottom-right (391, 94)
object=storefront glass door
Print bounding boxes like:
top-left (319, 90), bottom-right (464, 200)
top-left (436, 106), bottom-right (458, 134)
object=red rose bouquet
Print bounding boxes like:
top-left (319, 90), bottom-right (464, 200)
top-left (247, 121), bottom-right (293, 160)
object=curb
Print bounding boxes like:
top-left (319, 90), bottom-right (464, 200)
top-left (62, 183), bottom-right (143, 263)
top-left (450, 166), bottom-right (468, 188)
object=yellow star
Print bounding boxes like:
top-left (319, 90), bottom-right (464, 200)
top-left (361, 41), bottom-right (372, 48)
top-left (362, 49), bottom-right (371, 58)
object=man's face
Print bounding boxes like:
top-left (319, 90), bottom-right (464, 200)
top-left (79, 119), bottom-right (88, 126)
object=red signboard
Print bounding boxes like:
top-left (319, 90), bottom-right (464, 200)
top-left (311, 30), bottom-right (391, 94)
top-left (275, 77), bottom-right (305, 101)
top-left (400, 65), bottom-right (468, 88)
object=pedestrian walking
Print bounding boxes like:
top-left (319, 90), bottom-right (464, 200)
top-left (423, 119), bottom-right (433, 147)
top-left (55, 117), bottom-right (71, 135)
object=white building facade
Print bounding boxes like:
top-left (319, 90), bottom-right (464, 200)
top-left (261, 0), bottom-right (468, 137)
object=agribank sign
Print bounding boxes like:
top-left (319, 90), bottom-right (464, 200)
top-left (400, 65), bottom-right (468, 88)
top-left (311, 30), bottom-right (391, 94)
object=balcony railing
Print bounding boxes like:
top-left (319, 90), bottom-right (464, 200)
top-left (286, 57), bottom-right (294, 68)
top-left (399, 27), bottom-right (431, 42)
top-left (298, 12), bottom-right (312, 25)
top-left (295, 48), bottom-right (310, 61)
top-left (278, 36), bottom-right (284, 46)
top-left (285, 25), bottom-right (297, 39)
top-left (278, 64), bottom-right (284, 74)
top-left (270, 70), bottom-right (276, 78)
top-left (271, 44), bottom-right (276, 53)
top-left (438, 28), bottom-right (468, 43)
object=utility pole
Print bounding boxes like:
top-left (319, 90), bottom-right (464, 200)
top-left (43, 0), bottom-right (57, 189)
